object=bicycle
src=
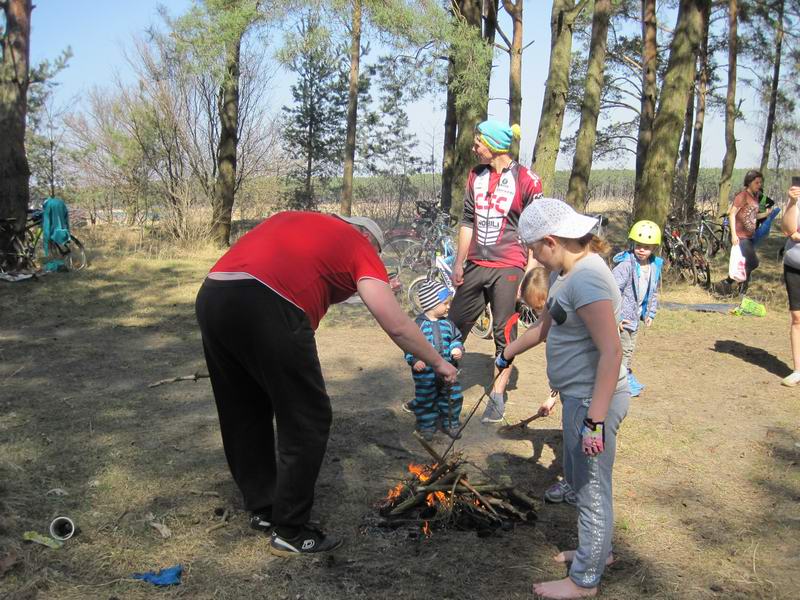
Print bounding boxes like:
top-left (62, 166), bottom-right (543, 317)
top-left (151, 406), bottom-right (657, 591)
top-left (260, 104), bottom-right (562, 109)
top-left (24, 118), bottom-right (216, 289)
top-left (683, 211), bottom-right (731, 259)
top-left (661, 219), bottom-right (710, 287)
top-left (0, 208), bottom-right (87, 273)
top-left (403, 230), bottom-right (495, 339)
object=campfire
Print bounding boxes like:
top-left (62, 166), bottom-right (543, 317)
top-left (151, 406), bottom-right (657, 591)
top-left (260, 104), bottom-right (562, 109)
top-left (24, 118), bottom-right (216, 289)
top-left (374, 433), bottom-right (538, 537)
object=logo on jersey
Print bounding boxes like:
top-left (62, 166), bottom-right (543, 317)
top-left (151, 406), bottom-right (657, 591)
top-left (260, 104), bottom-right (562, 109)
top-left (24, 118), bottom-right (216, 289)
top-left (473, 170), bottom-right (517, 246)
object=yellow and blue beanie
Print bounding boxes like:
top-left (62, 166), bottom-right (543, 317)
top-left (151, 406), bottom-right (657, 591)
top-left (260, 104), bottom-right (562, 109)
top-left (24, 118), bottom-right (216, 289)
top-left (477, 120), bottom-right (522, 153)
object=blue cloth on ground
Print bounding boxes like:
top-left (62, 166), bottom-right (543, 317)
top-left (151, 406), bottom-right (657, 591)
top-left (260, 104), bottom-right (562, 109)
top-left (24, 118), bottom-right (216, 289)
top-left (42, 197), bottom-right (71, 254)
top-left (752, 206), bottom-right (780, 246)
top-left (132, 564), bottom-right (183, 586)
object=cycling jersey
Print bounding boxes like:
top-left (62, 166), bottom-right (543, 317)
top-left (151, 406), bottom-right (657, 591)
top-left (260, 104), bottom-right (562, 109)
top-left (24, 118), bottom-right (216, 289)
top-left (461, 162), bottom-right (543, 269)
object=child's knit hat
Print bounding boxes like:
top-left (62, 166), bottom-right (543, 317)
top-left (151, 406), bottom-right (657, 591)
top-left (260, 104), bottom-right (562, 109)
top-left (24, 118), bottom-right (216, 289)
top-left (417, 279), bottom-right (451, 312)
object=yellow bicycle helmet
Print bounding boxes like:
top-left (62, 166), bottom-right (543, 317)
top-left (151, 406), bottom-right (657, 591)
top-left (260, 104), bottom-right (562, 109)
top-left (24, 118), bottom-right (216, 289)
top-left (629, 220), bottom-right (661, 245)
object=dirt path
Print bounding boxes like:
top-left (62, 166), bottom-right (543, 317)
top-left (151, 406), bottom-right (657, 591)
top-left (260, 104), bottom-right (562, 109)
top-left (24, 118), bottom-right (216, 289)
top-left (0, 253), bottom-right (798, 599)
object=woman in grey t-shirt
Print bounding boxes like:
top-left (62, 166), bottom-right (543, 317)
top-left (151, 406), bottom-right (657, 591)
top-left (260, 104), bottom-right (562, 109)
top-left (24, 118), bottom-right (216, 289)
top-left (780, 185), bottom-right (800, 386)
top-left (496, 198), bottom-right (629, 599)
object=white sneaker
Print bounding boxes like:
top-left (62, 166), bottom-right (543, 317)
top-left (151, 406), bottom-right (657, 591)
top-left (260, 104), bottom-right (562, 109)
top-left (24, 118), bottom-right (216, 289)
top-left (781, 371), bottom-right (800, 387)
top-left (481, 392), bottom-right (506, 424)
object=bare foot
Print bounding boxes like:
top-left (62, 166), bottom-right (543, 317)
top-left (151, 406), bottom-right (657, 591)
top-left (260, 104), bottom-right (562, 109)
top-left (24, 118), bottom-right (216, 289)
top-left (533, 577), bottom-right (597, 599)
top-left (554, 550), bottom-right (615, 566)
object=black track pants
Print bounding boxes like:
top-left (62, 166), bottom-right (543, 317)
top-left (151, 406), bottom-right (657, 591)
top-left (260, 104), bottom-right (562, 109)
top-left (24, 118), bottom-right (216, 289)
top-left (449, 261), bottom-right (522, 352)
top-left (195, 278), bottom-right (331, 533)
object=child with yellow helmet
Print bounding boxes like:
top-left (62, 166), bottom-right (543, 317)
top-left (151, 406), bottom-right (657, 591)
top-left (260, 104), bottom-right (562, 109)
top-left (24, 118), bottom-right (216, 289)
top-left (611, 220), bottom-right (664, 396)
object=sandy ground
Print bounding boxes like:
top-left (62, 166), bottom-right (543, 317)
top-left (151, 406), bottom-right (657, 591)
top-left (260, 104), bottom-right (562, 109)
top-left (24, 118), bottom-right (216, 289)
top-left (0, 234), bottom-right (798, 599)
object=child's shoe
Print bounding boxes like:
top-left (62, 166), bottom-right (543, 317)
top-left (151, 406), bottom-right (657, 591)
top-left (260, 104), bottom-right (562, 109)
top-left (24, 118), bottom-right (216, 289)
top-left (438, 422), bottom-right (462, 440)
top-left (416, 427), bottom-right (436, 442)
top-left (627, 371), bottom-right (644, 397)
top-left (481, 392), bottom-right (506, 423)
top-left (544, 480), bottom-right (577, 505)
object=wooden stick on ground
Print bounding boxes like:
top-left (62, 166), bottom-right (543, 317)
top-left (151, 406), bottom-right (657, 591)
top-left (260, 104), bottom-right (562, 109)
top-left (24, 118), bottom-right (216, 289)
top-left (205, 508), bottom-right (229, 533)
top-left (413, 431), bottom-right (444, 464)
top-left (149, 372), bottom-right (210, 388)
top-left (458, 476), bottom-right (499, 516)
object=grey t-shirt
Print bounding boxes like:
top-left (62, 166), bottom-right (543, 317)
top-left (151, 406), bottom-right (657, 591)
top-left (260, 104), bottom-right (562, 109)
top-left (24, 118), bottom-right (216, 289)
top-left (546, 253), bottom-right (627, 398)
top-left (784, 208), bottom-right (800, 269)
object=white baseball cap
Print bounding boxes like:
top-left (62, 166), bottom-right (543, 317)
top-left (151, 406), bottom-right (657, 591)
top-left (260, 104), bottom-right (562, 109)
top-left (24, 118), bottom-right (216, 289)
top-left (337, 215), bottom-right (385, 251)
top-left (518, 198), bottom-right (599, 245)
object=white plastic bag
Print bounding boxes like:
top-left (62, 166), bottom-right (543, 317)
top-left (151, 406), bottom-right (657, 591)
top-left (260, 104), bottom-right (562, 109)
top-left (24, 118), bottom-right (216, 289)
top-left (728, 244), bottom-right (747, 282)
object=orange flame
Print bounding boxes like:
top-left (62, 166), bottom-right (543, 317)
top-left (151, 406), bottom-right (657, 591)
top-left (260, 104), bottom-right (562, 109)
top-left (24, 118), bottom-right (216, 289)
top-left (407, 462), bottom-right (435, 482)
top-left (422, 521), bottom-right (431, 537)
top-left (384, 482), bottom-right (405, 504)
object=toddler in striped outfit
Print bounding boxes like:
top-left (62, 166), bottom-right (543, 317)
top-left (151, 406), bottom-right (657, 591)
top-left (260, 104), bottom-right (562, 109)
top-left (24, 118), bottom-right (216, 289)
top-left (404, 280), bottom-right (464, 441)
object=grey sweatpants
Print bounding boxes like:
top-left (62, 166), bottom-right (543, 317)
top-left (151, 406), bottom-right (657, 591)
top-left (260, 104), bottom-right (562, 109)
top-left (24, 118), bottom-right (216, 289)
top-left (619, 328), bottom-right (638, 371)
top-left (561, 388), bottom-right (629, 589)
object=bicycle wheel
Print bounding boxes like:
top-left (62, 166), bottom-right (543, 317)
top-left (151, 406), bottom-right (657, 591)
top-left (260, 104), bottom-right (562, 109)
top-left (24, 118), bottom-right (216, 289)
top-left (684, 228), bottom-right (714, 259)
top-left (400, 242), bottom-right (431, 275)
top-left (381, 237), bottom-right (419, 274)
top-left (664, 244), bottom-right (697, 285)
top-left (518, 303), bottom-right (539, 329)
top-left (56, 235), bottom-right (86, 271)
top-left (691, 248), bottom-right (711, 288)
top-left (407, 276), bottom-right (427, 314)
top-left (470, 306), bottom-right (493, 339)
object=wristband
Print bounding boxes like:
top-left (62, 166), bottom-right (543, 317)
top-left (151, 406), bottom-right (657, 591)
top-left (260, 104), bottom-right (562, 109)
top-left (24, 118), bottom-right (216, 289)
top-left (495, 350), bottom-right (514, 370)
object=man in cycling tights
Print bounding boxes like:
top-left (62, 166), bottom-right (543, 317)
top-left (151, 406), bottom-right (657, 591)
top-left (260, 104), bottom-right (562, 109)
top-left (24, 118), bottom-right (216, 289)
top-left (449, 120), bottom-right (543, 423)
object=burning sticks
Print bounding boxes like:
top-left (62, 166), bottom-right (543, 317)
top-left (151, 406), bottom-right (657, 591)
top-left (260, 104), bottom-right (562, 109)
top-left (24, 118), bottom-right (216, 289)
top-left (375, 434), bottom-right (537, 537)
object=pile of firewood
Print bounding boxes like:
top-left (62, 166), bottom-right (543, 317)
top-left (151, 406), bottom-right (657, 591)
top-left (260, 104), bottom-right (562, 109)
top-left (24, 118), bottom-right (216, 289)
top-left (375, 433), bottom-right (538, 536)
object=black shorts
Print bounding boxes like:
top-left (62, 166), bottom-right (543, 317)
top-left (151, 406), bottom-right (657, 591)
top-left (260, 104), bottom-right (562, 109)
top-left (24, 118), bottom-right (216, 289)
top-left (784, 263), bottom-right (800, 311)
top-left (449, 261), bottom-right (523, 352)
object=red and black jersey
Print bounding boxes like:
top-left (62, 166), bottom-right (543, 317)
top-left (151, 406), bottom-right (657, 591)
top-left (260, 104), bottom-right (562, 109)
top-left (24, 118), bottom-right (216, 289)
top-left (461, 162), bottom-right (543, 269)
top-left (210, 211), bottom-right (388, 329)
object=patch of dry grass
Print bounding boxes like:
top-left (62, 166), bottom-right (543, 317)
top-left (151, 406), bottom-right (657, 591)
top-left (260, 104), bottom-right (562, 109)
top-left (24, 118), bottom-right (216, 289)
top-left (0, 224), bottom-right (798, 599)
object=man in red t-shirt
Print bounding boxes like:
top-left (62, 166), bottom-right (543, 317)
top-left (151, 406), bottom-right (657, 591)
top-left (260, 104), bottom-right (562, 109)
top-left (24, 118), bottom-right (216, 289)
top-left (196, 212), bottom-right (456, 556)
top-left (450, 120), bottom-right (543, 424)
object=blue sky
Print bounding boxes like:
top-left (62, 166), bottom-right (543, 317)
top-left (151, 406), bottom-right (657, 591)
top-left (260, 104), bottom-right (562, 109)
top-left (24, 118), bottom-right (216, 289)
top-left (31, 1), bottom-right (763, 173)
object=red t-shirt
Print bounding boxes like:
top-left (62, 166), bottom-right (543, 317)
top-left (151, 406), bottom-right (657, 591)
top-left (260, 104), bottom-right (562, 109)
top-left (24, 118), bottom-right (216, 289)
top-left (210, 212), bottom-right (389, 329)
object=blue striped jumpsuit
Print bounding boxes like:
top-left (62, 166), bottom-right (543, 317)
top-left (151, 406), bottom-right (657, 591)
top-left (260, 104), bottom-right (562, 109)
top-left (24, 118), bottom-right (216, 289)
top-left (405, 315), bottom-right (464, 432)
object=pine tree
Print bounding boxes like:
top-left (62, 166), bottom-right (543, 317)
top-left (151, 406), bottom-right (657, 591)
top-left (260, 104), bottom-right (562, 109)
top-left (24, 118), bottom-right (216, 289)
top-left (281, 12), bottom-right (347, 210)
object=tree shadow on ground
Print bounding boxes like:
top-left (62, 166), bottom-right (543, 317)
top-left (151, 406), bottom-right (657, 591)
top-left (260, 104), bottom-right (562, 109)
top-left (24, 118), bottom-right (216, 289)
top-left (712, 339), bottom-right (792, 377)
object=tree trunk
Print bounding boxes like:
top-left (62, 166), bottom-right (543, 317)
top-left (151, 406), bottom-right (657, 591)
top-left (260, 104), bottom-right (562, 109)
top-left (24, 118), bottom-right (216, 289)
top-left (450, 0), bottom-right (488, 222)
top-left (685, 3), bottom-right (710, 218)
top-left (340, 0), bottom-right (361, 217)
top-left (673, 82), bottom-right (695, 211)
top-left (634, 0), bottom-right (657, 203)
top-left (531, 0), bottom-right (588, 196)
top-left (483, 0), bottom-right (499, 46)
top-left (503, 0), bottom-right (523, 159)
top-left (440, 58), bottom-right (457, 212)
top-left (634, 0), bottom-right (708, 226)
top-left (759, 0), bottom-right (784, 174)
top-left (718, 0), bottom-right (738, 215)
top-left (0, 0), bottom-right (33, 261)
top-left (210, 32), bottom-right (242, 247)
top-left (565, 0), bottom-right (612, 209)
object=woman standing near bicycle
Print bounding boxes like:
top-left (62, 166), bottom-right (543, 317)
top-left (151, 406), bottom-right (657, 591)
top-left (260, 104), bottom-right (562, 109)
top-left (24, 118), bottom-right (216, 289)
top-left (727, 170), bottom-right (764, 294)
top-left (449, 120), bottom-right (543, 423)
top-left (780, 184), bottom-right (800, 386)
